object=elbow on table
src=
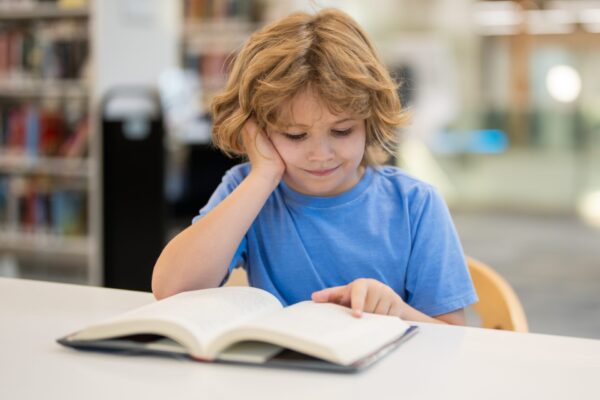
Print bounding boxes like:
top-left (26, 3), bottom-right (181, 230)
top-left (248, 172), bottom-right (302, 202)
top-left (151, 259), bottom-right (228, 301)
top-left (150, 256), bottom-right (182, 300)
top-left (151, 269), bottom-right (171, 301)
top-left (151, 274), bottom-right (191, 301)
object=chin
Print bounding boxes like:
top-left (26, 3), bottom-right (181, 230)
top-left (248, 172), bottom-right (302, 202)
top-left (285, 169), bottom-right (350, 196)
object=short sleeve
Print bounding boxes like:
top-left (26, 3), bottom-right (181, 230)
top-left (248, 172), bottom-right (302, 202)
top-left (191, 165), bottom-right (249, 283)
top-left (404, 186), bottom-right (478, 316)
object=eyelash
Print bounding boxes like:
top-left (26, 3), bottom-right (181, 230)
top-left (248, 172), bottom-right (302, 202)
top-left (283, 133), bottom-right (307, 141)
top-left (283, 129), bottom-right (353, 141)
top-left (332, 128), bottom-right (353, 137)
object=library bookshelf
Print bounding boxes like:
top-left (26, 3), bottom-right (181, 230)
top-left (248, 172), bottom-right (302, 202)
top-left (182, 0), bottom-right (266, 118)
top-left (0, 0), bottom-right (98, 284)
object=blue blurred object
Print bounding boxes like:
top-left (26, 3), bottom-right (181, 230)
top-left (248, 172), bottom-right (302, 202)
top-left (432, 129), bottom-right (509, 154)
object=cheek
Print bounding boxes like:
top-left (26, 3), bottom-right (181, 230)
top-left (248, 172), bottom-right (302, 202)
top-left (270, 140), bottom-right (300, 165)
top-left (341, 134), bottom-right (366, 160)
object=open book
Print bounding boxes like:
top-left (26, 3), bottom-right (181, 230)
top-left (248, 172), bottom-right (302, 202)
top-left (57, 286), bottom-right (417, 373)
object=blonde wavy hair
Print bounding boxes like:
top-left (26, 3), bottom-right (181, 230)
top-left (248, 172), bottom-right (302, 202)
top-left (211, 8), bottom-right (408, 165)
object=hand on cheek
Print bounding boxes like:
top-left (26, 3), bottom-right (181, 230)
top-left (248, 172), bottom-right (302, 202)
top-left (311, 278), bottom-right (405, 318)
top-left (242, 119), bottom-right (285, 183)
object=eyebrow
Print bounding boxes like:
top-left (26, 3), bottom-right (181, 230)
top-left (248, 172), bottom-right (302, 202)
top-left (286, 118), bottom-right (354, 129)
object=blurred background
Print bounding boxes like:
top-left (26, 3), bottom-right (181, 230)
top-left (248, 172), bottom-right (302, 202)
top-left (0, 0), bottom-right (598, 338)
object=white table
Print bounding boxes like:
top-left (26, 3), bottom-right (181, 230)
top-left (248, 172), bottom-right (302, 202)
top-left (1, 277), bottom-right (599, 400)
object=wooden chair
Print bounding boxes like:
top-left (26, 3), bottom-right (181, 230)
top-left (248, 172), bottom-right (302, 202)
top-left (467, 256), bottom-right (529, 332)
top-left (225, 268), bottom-right (249, 287)
top-left (225, 257), bottom-right (529, 332)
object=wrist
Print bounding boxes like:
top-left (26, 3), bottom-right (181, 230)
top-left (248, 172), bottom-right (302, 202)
top-left (248, 168), bottom-right (283, 191)
top-left (394, 297), bottom-right (408, 319)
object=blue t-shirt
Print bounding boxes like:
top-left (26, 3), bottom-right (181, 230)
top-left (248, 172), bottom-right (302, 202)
top-left (193, 163), bottom-right (477, 316)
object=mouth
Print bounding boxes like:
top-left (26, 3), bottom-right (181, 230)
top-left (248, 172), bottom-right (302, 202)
top-left (304, 165), bottom-right (340, 177)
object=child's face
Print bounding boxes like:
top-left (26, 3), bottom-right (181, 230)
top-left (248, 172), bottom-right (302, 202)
top-left (269, 90), bottom-right (366, 196)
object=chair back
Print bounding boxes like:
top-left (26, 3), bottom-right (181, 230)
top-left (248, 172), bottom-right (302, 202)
top-left (224, 268), bottom-right (249, 287)
top-left (467, 256), bottom-right (529, 332)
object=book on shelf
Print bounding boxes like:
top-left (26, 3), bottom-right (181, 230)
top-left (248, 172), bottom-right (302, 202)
top-left (58, 286), bottom-right (418, 373)
top-left (58, 115), bottom-right (88, 157)
top-left (0, 177), bottom-right (9, 225)
top-left (51, 187), bottom-right (86, 235)
top-left (0, 176), bottom-right (87, 236)
top-left (0, 103), bottom-right (88, 158)
top-left (0, 20), bottom-right (88, 81)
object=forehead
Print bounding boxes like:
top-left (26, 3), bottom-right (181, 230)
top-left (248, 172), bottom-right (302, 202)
top-left (282, 90), bottom-right (354, 128)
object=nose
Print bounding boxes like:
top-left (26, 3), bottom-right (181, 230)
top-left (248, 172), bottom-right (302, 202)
top-left (307, 137), bottom-right (334, 162)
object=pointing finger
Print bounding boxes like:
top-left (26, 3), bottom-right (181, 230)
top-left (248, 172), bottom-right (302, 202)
top-left (311, 286), bottom-right (346, 303)
top-left (350, 280), bottom-right (368, 318)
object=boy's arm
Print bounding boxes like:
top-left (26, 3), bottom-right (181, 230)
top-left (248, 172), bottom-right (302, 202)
top-left (399, 305), bottom-right (466, 325)
top-left (152, 121), bottom-right (284, 300)
top-left (151, 173), bottom-right (278, 299)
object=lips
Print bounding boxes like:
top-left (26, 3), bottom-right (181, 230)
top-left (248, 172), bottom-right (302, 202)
top-left (304, 166), bottom-right (340, 177)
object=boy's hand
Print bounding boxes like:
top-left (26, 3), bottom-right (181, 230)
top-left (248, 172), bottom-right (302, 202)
top-left (242, 118), bottom-right (285, 185)
top-left (311, 278), bottom-right (405, 318)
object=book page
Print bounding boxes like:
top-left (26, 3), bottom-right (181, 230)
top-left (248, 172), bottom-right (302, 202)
top-left (214, 301), bottom-right (410, 365)
top-left (216, 341), bottom-right (284, 363)
top-left (71, 287), bottom-right (282, 354)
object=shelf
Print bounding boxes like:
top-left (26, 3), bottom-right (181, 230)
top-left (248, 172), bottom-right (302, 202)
top-left (0, 230), bottom-right (90, 262)
top-left (0, 4), bottom-right (89, 20)
top-left (472, 3), bottom-right (600, 36)
top-left (183, 19), bottom-right (258, 55)
top-left (0, 79), bottom-right (88, 99)
top-left (184, 18), bottom-right (258, 33)
top-left (0, 153), bottom-right (92, 178)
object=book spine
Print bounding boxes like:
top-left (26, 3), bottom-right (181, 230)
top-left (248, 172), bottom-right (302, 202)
top-left (25, 105), bottom-right (39, 157)
top-left (50, 188), bottom-right (87, 236)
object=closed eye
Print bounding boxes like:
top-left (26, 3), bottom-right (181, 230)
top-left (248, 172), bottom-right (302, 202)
top-left (283, 132), bottom-right (307, 141)
top-left (332, 128), bottom-right (353, 137)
